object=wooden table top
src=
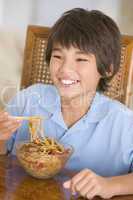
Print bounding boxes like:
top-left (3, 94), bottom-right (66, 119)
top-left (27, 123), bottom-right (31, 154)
top-left (0, 155), bottom-right (133, 200)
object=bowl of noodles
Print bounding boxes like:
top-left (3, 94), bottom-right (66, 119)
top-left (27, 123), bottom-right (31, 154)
top-left (16, 137), bottom-right (73, 179)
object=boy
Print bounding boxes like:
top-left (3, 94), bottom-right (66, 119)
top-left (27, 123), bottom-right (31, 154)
top-left (0, 8), bottom-right (133, 199)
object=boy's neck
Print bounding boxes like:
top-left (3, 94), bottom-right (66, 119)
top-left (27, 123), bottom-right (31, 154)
top-left (61, 92), bottom-right (95, 127)
top-left (61, 92), bottom-right (95, 112)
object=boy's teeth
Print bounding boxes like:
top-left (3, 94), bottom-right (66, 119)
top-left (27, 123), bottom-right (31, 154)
top-left (61, 80), bottom-right (77, 85)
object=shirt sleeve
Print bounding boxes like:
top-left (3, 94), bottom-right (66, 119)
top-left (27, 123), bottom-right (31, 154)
top-left (121, 114), bottom-right (133, 173)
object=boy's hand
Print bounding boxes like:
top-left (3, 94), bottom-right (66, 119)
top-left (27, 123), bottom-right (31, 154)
top-left (0, 111), bottom-right (22, 140)
top-left (63, 168), bottom-right (115, 199)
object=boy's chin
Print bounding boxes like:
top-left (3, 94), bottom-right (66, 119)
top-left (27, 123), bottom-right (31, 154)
top-left (58, 89), bottom-right (96, 103)
top-left (59, 91), bottom-right (82, 101)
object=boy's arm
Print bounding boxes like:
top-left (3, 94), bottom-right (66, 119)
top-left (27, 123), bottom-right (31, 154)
top-left (108, 173), bottom-right (133, 196)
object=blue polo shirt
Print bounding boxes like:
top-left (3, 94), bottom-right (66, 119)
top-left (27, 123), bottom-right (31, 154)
top-left (6, 84), bottom-right (133, 176)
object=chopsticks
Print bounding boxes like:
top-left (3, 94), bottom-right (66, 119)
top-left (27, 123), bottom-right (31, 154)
top-left (12, 116), bottom-right (44, 120)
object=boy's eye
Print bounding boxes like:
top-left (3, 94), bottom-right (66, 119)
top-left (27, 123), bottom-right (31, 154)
top-left (76, 58), bottom-right (89, 62)
top-left (52, 55), bottom-right (61, 59)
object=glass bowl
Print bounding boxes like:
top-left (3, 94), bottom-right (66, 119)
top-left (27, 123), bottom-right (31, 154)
top-left (16, 139), bottom-right (73, 179)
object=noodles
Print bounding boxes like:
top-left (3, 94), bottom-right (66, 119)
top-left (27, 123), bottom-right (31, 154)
top-left (28, 117), bottom-right (42, 141)
top-left (16, 115), bottom-right (73, 179)
top-left (19, 137), bottom-right (68, 156)
top-left (16, 137), bottom-right (72, 179)
top-left (13, 115), bottom-right (44, 141)
top-left (31, 137), bottom-right (66, 154)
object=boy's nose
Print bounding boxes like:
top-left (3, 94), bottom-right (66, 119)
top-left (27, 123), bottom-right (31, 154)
top-left (60, 59), bottom-right (74, 73)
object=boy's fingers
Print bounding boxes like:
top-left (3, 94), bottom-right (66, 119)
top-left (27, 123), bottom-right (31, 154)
top-left (0, 112), bottom-right (9, 121)
top-left (0, 120), bottom-right (22, 130)
top-left (63, 180), bottom-right (77, 196)
top-left (63, 180), bottom-right (71, 188)
top-left (70, 169), bottom-right (90, 189)
top-left (0, 131), bottom-right (15, 140)
top-left (1, 122), bottom-right (22, 135)
top-left (63, 180), bottom-right (77, 194)
top-left (0, 112), bottom-right (22, 140)
top-left (0, 124), bottom-right (21, 140)
top-left (66, 169), bottom-right (92, 195)
top-left (7, 122), bottom-right (22, 131)
top-left (0, 111), bottom-right (7, 115)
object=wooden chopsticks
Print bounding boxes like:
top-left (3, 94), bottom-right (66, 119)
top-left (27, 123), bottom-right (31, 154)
top-left (12, 116), bottom-right (44, 120)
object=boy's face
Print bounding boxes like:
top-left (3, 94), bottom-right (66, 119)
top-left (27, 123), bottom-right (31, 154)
top-left (50, 44), bottom-right (101, 101)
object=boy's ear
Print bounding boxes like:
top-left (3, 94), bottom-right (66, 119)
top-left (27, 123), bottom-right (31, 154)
top-left (106, 64), bottom-right (114, 77)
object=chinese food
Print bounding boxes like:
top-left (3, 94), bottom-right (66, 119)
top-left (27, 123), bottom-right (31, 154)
top-left (16, 115), bottom-right (73, 178)
top-left (16, 137), bottom-right (73, 179)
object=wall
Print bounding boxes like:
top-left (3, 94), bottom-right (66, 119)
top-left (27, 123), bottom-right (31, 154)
top-left (1, 0), bottom-right (133, 34)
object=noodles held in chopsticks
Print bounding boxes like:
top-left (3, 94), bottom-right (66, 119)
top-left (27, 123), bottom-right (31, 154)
top-left (26, 116), bottom-right (67, 155)
top-left (28, 117), bottom-right (42, 141)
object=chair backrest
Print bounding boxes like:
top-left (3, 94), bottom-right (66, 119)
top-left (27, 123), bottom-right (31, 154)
top-left (21, 25), bottom-right (133, 107)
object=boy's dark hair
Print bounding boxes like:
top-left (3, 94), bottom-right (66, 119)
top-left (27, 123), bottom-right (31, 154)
top-left (45, 8), bottom-right (121, 92)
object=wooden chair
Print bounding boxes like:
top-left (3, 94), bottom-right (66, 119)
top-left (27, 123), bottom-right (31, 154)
top-left (21, 25), bottom-right (133, 107)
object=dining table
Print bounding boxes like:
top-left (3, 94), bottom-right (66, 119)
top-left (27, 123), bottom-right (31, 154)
top-left (0, 155), bottom-right (133, 200)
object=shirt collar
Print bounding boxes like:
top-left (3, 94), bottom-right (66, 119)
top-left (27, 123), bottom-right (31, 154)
top-left (84, 92), bottom-right (110, 123)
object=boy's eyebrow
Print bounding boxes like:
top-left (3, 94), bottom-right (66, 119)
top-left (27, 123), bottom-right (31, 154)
top-left (52, 48), bottom-right (91, 56)
top-left (52, 47), bottom-right (62, 52)
top-left (75, 50), bottom-right (90, 55)
top-left (76, 50), bottom-right (86, 54)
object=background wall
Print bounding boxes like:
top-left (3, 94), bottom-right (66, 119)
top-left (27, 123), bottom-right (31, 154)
top-left (1, 0), bottom-right (133, 35)
top-left (0, 0), bottom-right (133, 107)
